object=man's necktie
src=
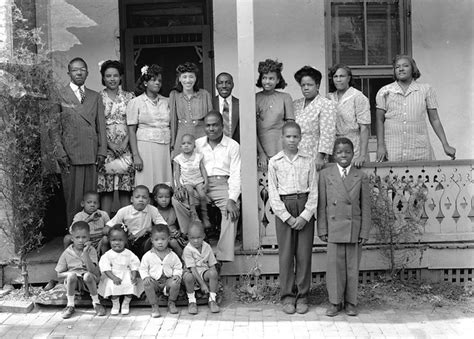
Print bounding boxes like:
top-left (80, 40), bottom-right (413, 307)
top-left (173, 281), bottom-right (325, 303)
top-left (79, 87), bottom-right (85, 104)
top-left (342, 168), bottom-right (347, 180)
top-left (222, 98), bottom-right (231, 136)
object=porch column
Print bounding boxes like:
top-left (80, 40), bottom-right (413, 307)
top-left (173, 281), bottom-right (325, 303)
top-left (236, 0), bottom-right (259, 251)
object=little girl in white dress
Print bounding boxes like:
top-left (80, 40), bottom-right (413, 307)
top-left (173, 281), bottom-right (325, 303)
top-left (98, 224), bottom-right (144, 315)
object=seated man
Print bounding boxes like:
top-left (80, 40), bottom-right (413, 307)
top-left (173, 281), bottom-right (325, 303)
top-left (173, 111), bottom-right (241, 262)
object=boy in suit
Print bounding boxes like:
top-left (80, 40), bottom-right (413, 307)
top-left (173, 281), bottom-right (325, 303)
top-left (52, 57), bottom-right (107, 226)
top-left (317, 137), bottom-right (371, 317)
top-left (213, 72), bottom-right (240, 142)
top-left (267, 121), bottom-right (318, 314)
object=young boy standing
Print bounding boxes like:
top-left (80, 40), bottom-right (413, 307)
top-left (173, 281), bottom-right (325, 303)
top-left (317, 137), bottom-right (371, 317)
top-left (55, 221), bottom-right (106, 319)
top-left (267, 121), bottom-right (318, 315)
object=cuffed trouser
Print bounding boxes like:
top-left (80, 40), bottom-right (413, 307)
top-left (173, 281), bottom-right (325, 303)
top-left (173, 177), bottom-right (238, 262)
top-left (143, 276), bottom-right (180, 305)
top-left (275, 195), bottom-right (314, 304)
top-left (62, 164), bottom-right (97, 226)
top-left (326, 242), bottom-right (362, 305)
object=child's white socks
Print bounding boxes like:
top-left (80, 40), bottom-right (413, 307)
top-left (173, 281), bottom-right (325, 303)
top-left (91, 294), bottom-right (100, 304)
top-left (111, 298), bottom-right (120, 315)
top-left (66, 295), bottom-right (75, 307)
top-left (209, 292), bottom-right (217, 302)
top-left (187, 292), bottom-right (197, 303)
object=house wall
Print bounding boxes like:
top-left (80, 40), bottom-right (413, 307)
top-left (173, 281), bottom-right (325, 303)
top-left (412, 0), bottom-right (473, 160)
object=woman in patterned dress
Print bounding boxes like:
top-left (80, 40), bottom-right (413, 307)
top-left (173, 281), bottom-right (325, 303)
top-left (97, 60), bottom-right (135, 215)
top-left (293, 66), bottom-right (336, 170)
top-left (127, 64), bottom-right (172, 190)
top-left (328, 64), bottom-right (371, 167)
top-left (169, 62), bottom-right (213, 158)
top-left (256, 59), bottom-right (294, 171)
top-left (375, 55), bottom-right (456, 162)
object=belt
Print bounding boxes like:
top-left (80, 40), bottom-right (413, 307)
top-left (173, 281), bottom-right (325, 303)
top-left (208, 175), bottom-right (229, 180)
top-left (280, 192), bottom-right (309, 200)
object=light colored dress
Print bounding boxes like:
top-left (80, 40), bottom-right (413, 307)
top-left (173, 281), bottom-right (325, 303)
top-left (98, 248), bottom-right (144, 298)
top-left (173, 151), bottom-right (204, 186)
top-left (126, 93), bottom-right (172, 190)
top-left (169, 89), bottom-right (213, 157)
top-left (293, 95), bottom-right (336, 158)
top-left (376, 81), bottom-right (436, 161)
top-left (328, 87), bottom-right (371, 158)
top-left (98, 88), bottom-right (135, 192)
top-left (256, 91), bottom-right (295, 158)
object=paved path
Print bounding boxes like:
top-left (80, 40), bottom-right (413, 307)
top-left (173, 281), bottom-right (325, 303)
top-left (0, 303), bottom-right (472, 338)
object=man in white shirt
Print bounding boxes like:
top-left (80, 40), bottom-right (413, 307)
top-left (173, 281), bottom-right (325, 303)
top-left (173, 111), bottom-right (241, 262)
top-left (212, 72), bottom-right (240, 143)
top-left (52, 57), bottom-right (107, 226)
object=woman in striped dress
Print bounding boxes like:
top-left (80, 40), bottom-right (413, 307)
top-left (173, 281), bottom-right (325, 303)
top-left (375, 55), bottom-right (456, 162)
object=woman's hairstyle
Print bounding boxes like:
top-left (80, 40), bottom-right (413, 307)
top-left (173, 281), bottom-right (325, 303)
top-left (151, 183), bottom-right (174, 207)
top-left (174, 62), bottom-right (200, 92)
top-left (393, 54), bottom-right (421, 80)
top-left (109, 224), bottom-right (128, 237)
top-left (294, 66), bottom-right (322, 87)
top-left (256, 59), bottom-right (287, 89)
top-left (136, 64), bottom-right (163, 94)
top-left (100, 60), bottom-right (124, 86)
top-left (327, 64), bottom-right (354, 92)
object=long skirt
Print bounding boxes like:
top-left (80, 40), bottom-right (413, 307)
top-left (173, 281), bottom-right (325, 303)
top-left (135, 140), bottom-right (172, 191)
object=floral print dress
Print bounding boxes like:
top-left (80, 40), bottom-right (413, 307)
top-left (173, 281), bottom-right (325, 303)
top-left (97, 88), bottom-right (135, 192)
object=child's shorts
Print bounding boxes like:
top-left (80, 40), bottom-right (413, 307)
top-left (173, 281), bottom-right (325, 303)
top-left (63, 273), bottom-right (97, 295)
top-left (184, 268), bottom-right (210, 290)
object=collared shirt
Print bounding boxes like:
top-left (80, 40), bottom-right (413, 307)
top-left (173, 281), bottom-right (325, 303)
top-left (70, 209), bottom-right (110, 237)
top-left (267, 150), bottom-right (319, 222)
top-left (69, 82), bottom-right (85, 103)
top-left (337, 164), bottom-right (352, 178)
top-left (139, 248), bottom-right (183, 280)
top-left (218, 95), bottom-right (233, 133)
top-left (55, 244), bottom-right (98, 275)
top-left (107, 204), bottom-right (167, 236)
top-left (182, 242), bottom-right (217, 277)
top-left (196, 135), bottom-right (241, 202)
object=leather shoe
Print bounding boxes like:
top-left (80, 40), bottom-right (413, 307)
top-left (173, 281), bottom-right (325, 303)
top-left (295, 302), bottom-right (309, 314)
top-left (325, 303), bottom-right (342, 317)
top-left (345, 303), bottom-right (358, 316)
top-left (282, 303), bottom-right (296, 314)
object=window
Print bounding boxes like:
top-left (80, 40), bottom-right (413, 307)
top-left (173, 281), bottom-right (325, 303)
top-left (326, 0), bottom-right (411, 136)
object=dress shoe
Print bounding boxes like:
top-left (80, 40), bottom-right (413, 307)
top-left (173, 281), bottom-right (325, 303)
top-left (345, 303), bottom-right (359, 316)
top-left (282, 303), bottom-right (296, 314)
top-left (325, 303), bottom-right (342, 317)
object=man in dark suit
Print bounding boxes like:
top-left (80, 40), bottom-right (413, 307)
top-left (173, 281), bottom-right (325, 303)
top-left (52, 57), bottom-right (107, 226)
top-left (212, 72), bottom-right (240, 143)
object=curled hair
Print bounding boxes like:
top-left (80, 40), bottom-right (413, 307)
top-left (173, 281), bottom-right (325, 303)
top-left (333, 137), bottom-right (354, 153)
top-left (256, 59), bottom-right (287, 89)
top-left (328, 64), bottom-right (355, 92)
top-left (294, 66), bottom-right (322, 86)
top-left (100, 60), bottom-right (123, 86)
top-left (136, 64), bottom-right (163, 94)
top-left (282, 121), bottom-right (301, 135)
top-left (151, 223), bottom-right (170, 237)
top-left (393, 55), bottom-right (421, 80)
top-left (174, 62), bottom-right (200, 92)
top-left (109, 224), bottom-right (128, 237)
top-left (151, 183), bottom-right (174, 208)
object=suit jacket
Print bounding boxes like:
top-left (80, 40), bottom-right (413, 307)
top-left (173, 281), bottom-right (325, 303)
top-left (213, 95), bottom-right (240, 143)
top-left (52, 85), bottom-right (107, 165)
top-left (317, 164), bottom-right (371, 243)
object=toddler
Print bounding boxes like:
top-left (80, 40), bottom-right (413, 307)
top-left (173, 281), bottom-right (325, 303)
top-left (182, 221), bottom-right (220, 314)
top-left (140, 224), bottom-right (183, 317)
top-left (64, 191), bottom-right (110, 255)
top-left (173, 134), bottom-right (210, 227)
top-left (152, 183), bottom-right (187, 257)
top-left (107, 185), bottom-right (167, 258)
top-left (98, 224), bottom-right (144, 315)
top-left (55, 221), bottom-right (106, 319)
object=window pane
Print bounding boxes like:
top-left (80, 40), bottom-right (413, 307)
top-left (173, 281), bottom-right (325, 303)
top-left (127, 2), bottom-right (204, 28)
top-left (367, 1), bottom-right (400, 65)
top-left (331, 2), bottom-right (365, 65)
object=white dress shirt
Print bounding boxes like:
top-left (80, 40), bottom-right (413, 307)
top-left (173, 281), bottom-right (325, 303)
top-left (336, 164), bottom-right (352, 178)
top-left (106, 204), bottom-right (167, 236)
top-left (69, 82), bottom-right (85, 102)
top-left (195, 135), bottom-right (241, 202)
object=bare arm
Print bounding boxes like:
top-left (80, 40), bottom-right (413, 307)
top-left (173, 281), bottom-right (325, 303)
top-left (82, 245), bottom-right (100, 277)
top-left (128, 124), bottom-right (143, 171)
top-left (103, 270), bottom-right (122, 285)
top-left (427, 108), bottom-right (456, 159)
top-left (353, 124), bottom-right (370, 167)
top-left (199, 158), bottom-right (208, 191)
top-left (375, 108), bottom-right (387, 162)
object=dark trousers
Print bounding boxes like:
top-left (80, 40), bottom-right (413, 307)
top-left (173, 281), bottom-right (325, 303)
top-left (62, 164), bottom-right (97, 226)
top-left (326, 242), bottom-right (362, 305)
top-left (275, 195), bottom-right (314, 304)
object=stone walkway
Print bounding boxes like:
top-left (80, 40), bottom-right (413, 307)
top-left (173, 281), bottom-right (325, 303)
top-left (0, 302), bottom-right (472, 338)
